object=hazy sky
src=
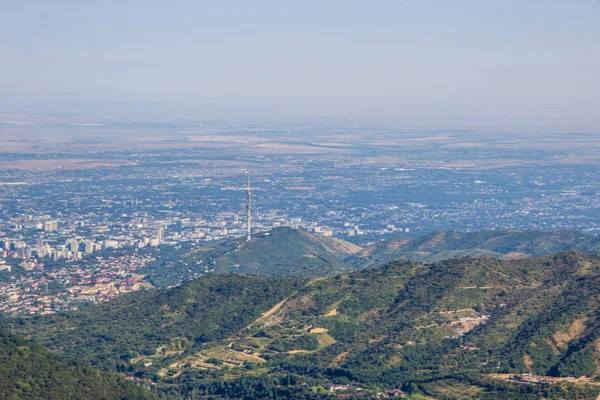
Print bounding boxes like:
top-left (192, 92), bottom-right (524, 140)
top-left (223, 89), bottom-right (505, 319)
top-left (1, 1), bottom-right (599, 126)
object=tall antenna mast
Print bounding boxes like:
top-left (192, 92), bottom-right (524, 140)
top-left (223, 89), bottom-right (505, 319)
top-left (246, 171), bottom-right (252, 241)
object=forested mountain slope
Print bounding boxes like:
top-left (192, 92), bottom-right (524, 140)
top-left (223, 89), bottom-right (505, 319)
top-left (15, 274), bottom-right (304, 370)
top-left (347, 230), bottom-right (600, 269)
top-left (144, 226), bottom-right (361, 287)
top-left (0, 330), bottom-right (154, 400)
top-left (12, 251), bottom-right (600, 398)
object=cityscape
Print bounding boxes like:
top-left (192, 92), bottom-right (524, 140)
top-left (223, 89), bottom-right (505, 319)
top-left (1, 126), bottom-right (599, 315)
top-left (3, 1), bottom-right (600, 398)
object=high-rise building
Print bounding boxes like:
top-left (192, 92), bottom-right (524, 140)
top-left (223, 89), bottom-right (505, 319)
top-left (40, 243), bottom-right (52, 257)
top-left (84, 240), bottom-right (95, 254)
top-left (44, 220), bottom-right (58, 232)
top-left (65, 238), bottom-right (79, 252)
top-left (157, 225), bottom-right (164, 243)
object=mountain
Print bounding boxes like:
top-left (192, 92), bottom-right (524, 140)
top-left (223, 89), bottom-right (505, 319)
top-left (142, 228), bottom-right (600, 288)
top-left (347, 230), bottom-right (600, 269)
top-left (144, 226), bottom-right (362, 287)
top-left (208, 226), bottom-right (361, 275)
top-left (0, 330), bottom-right (154, 400)
top-left (13, 251), bottom-right (600, 399)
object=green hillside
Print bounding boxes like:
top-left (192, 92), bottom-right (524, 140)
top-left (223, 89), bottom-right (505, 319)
top-left (141, 229), bottom-right (599, 289)
top-left (347, 230), bottom-right (600, 269)
top-left (144, 226), bottom-right (362, 287)
top-left (15, 274), bottom-right (304, 371)
top-left (212, 227), bottom-right (361, 275)
top-left (0, 330), bottom-right (154, 400)
top-left (12, 251), bottom-right (600, 399)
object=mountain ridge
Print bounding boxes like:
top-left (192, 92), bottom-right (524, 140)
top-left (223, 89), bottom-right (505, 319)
top-left (347, 229), bottom-right (600, 269)
top-left (143, 227), bottom-right (600, 288)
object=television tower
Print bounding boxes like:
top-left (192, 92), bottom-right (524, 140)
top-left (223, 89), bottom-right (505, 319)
top-left (246, 172), bottom-right (252, 241)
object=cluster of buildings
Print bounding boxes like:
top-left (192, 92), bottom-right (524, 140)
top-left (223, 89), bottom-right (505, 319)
top-left (323, 383), bottom-right (407, 398)
top-left (0, 214), bottom-right (170, 264)
top-left (309, 222), bottom-right (409, 237)
top-left (0, 252), bottom-right (155, 315)
top-left (508, 374), bottom-right (577, 385)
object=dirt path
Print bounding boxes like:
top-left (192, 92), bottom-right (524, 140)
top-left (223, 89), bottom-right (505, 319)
top-left (240, 276), bottom-right (332, 333)
top-left (241, 297), bottom-right (290, 333)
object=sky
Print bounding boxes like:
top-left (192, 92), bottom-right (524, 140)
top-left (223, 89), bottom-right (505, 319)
top-left (1, 0), bottom-right (599, 129)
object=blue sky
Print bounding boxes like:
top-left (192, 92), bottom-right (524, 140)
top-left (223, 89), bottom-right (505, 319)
top-left (1, 1), bottom-right (599, 125)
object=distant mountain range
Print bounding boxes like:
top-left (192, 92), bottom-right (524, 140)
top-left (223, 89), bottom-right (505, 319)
top-left (13, 250), bottom-right (600, 399)
top-left (143, 227), bottom-right (600, 288)
top-left (346, 229), bottom-right (600, 269)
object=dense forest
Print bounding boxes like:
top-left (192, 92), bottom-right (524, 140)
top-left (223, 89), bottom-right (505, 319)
top-left (0, 329), bottom-right (154, 400)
